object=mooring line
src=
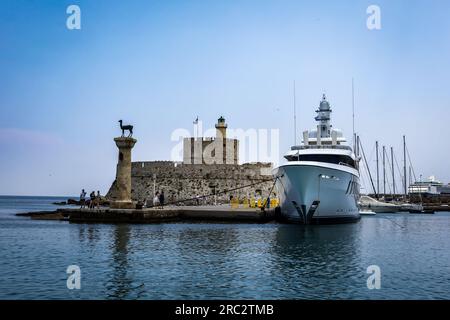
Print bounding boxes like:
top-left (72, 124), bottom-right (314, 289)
top-left (146, 178), bottom-right (276, 208)
top-left (261, 176), bottom-right (279, 212)
top-left (377, 215), bottom-right (406, 229)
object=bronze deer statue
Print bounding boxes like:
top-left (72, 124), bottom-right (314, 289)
top-left (118, 120), bottom-right (133, 137)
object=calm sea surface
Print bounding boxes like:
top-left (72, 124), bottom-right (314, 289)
top-left (0, 195), bottom-right (449, 300)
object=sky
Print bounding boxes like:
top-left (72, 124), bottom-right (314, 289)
top-left (1, 0), bottom-right (450, 196)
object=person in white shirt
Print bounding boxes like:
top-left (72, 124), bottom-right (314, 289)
top-left (80, 189), bottom-right (87, 209)
top-left (153, 192), bottom-right (160, 207)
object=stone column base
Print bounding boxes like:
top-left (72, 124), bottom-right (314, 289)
top-left (110, 200), bottom-right (136, 209)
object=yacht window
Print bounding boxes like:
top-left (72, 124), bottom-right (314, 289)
top-left (287, 154), bottom-right (356, 168)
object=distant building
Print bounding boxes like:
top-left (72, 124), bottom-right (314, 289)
top-left (183, 116), bottom-right (239, 165)
top-left (408, 176), bottom-right (450, 195)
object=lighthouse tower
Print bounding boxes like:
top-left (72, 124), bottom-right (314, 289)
top-left (182, 116), bottom-right (239, 164)
top-left (215, 116), bottom-right (227, 139)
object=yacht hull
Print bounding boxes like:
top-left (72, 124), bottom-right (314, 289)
top-left (273, 162), bottom-right (360, 224)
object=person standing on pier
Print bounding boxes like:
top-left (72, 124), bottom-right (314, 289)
top-left (80, 189), bottom-right (86, 209)
top-left (89, 191), bottom-right (95, 209)
top-left (95, 191), bottom-right (101, 209)
top-left (153, 191), bottom-right (160, 207)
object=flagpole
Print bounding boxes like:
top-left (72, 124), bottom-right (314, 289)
top-left (193, 116), bottom-right (199, 139)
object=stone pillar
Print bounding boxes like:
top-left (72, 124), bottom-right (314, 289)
top-left (110, 137), bottom-right (137, 209)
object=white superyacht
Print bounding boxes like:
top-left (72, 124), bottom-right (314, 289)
top-left (273, 94), bottom-right (360, 224)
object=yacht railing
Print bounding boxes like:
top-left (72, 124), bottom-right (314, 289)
top-left (291, 145), bottom-right (352, 151)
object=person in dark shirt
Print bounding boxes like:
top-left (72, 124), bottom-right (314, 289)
top-left (89, 191), bottom-right (95, 209)
top-left (159, 190), bottom-right (165, 207)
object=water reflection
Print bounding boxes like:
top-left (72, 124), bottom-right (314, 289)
top-left (270, 223), bottom-right (363, 298)
top-left (172, 226), bottom-right (240, 299)
top-left (3, 197), bottom-right (450, 299)
top-left (106, 224), bottom-right (133, 299)
top-left (77, 223), bottom-right (101, 245)
top-left (62, 217), bottom-right (450, 299)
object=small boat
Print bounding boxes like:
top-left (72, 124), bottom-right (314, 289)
top-left (358, 195), bottom-right (401, 213)
top-left (359, 209), bottom-right (376, 215)
top-left (400, 202), bottom-right (424, 213)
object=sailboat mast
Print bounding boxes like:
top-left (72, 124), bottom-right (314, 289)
top-left (376, 141), bottom-right (379, 197)
top-left (409, 166), bottom-right (412, 186)
top-left (391, 146), bottom-right (396, 196)
top-left (293, 81), bottom-right (297, 145)
top-left (352, 78), bottom-right (355, 149)
top-left (403, 135), bottom-right (407, 197)
top-left (360, 138), bottom-right (377, 197)
top-left (356, 135), bottom-right (360, 158)
top-left (383, 145), bottom-right (386, 196)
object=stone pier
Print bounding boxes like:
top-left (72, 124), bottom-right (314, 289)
top-left (110, 137), bottom-right (137, 209)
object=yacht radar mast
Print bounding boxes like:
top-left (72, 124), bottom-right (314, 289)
top-left (315, 94), bottom-right (332, 139)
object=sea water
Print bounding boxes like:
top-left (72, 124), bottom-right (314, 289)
top-left (0, 195), bottom-right (449, 299)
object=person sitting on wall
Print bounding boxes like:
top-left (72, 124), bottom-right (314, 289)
top-left (136, 199), bottom-right (144, 210)
top-left (145, 196), bottom-right (153, 208)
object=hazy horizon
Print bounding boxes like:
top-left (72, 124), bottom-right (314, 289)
top-left (1, 0), bottom-right (450, 196)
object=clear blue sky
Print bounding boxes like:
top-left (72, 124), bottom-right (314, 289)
top-left (1, 0), bottom-right (449, 196)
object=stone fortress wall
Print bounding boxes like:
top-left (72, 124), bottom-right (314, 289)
top-left (106, 117), bottom-right (275, 205)
top-left (107, 161), bottom-right (274, 205)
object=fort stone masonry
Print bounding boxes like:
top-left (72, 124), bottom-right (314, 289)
top-left (183, 116), bottom-right (239, 165)
top-left (107, 117), bottom-right (274, 205)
